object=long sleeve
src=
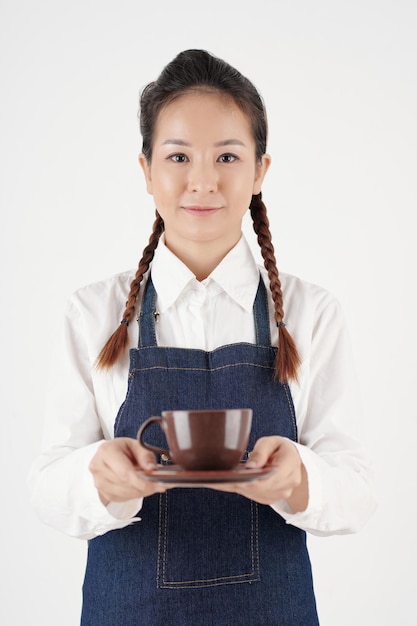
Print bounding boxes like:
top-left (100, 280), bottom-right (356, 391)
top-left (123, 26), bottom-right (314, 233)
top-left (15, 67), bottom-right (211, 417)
top-left (28, 294), bottom-right (143, 540)
top-left (271, 288), bottom-right (377, 535)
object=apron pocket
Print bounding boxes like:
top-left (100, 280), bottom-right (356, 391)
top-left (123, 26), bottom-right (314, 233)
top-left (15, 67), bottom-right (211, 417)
top-left (157, 489), bottom-right (260, 589)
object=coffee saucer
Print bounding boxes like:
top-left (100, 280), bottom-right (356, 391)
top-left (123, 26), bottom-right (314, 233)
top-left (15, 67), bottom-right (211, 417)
top-left (140, 464), bottom-right (274, 485)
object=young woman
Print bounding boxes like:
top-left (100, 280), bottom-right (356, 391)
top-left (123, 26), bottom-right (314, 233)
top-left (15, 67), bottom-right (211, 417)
top-left (29, 50), bottom-right (376, 625)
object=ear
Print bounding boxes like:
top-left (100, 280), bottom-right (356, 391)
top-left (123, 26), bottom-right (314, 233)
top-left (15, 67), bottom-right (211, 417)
top-left (138, 153), bottom-right (153, 194)
top-left (252, 154), bottom-right (271, 195)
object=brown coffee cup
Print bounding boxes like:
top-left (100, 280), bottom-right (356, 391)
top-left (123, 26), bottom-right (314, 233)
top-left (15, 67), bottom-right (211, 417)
top-left (137, 409), bottom-right (252, 471)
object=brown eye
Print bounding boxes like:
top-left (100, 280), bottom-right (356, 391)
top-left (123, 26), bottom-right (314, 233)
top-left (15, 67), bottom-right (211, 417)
top-left (218, 153), bottom-right (238, 163)
top-left (169, 153), bottom-right (188, 163)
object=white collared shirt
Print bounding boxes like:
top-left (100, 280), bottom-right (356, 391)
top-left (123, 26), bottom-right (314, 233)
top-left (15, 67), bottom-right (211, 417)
top-left (28, 235), bottom-right (376, 539)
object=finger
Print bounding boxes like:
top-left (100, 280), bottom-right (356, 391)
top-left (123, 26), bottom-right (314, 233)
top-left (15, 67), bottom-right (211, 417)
top-left (104, 445), bottom-right (139, 481)
top-left (98, 469), bottom-right (167, 503)
top-left (107, 439), bottom-right (157, 477)
top-left (90, 442), bottom-right (148, 493)
top-left (245, 436), bottom-right (283, 468)
top-left (134, 442), bottom-right (159, 471)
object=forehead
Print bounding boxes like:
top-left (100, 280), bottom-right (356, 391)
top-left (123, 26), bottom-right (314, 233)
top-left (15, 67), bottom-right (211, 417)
top-left (154, 90), bottom-right (254, 141)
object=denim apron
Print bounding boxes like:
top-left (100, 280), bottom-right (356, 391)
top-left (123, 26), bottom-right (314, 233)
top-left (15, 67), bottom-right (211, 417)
top-left (81, 276), bottom-right (319, 626)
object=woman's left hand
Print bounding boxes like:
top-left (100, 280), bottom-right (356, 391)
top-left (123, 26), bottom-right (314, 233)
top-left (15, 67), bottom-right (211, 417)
top-left (211, 436), bottom-right (309, 513)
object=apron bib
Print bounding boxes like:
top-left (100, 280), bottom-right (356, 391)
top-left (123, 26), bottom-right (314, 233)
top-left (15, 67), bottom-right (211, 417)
top-left (81, 276), bottom-right (319, 625)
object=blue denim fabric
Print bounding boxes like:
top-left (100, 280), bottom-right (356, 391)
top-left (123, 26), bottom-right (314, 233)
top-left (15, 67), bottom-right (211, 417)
top-left (81, 276), bottom-right (319, 625)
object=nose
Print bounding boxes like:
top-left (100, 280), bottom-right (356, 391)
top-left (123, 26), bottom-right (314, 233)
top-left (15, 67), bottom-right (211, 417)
top-left (187, 160), bottom-right (218, 193)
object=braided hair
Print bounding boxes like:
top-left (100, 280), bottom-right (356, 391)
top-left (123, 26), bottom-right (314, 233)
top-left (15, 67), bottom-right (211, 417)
top-left (97, 49), bottom-right (300, 382)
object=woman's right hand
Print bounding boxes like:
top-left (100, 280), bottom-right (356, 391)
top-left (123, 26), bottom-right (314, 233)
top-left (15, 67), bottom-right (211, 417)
top-left (89, 437), bottom-right (167, 506)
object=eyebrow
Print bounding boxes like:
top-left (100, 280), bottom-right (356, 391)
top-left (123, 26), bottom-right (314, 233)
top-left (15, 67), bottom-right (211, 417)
top-left (161, 138), bottom-right (247, 147)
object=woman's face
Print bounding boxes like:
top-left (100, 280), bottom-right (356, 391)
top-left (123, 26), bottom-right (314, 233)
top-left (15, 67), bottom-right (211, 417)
top-left (139, 91), bottom-right (270, 261)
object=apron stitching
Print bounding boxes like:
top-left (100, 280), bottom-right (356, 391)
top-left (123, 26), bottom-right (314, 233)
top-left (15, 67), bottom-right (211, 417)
top-left (129, 343), bottom-right (276, 353)
top-left (156, 493), bottom-right (164, 588)
top-left (283, 383), bottom-right (298, 441)
top-left (159, 578), bottom-right (259, 589)
top-left (252, 501), bottom-right (260, 579)
top-left (131, 363), bottom-right (276, 373)
top-left (159, 493), bottom-right (260, 587)
top-left (162, 493), bottom-right (168, 585)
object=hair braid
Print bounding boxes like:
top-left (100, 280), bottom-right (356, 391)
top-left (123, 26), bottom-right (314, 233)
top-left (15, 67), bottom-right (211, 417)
top-left (250, 194), bottom-right (300, 382)
top-left (96, 211), bottom-right (165, 369)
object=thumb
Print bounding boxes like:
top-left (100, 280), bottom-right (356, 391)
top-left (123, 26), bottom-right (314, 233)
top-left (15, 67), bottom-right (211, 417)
top-left (245, 436), bottom-right (284, 468)
top-left (133, 439), bottom-right (158, 470)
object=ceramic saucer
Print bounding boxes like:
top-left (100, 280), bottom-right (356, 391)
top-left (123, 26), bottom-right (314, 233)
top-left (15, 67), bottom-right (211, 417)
top-left (140, 464), bottom-right (274, 484)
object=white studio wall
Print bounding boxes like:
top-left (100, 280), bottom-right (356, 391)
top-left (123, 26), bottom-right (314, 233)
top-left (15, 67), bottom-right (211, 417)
top-left (1, 1), bottom-right (416, 624)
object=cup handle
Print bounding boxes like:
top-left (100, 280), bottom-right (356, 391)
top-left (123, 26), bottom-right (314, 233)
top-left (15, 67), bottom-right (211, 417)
top-left (137, 416), bottom-right (170, 457)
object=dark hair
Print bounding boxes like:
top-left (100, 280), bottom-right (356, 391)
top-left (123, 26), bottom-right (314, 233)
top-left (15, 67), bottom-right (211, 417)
top-left (140, 49), bottom-right (267, 163)
top-left (97, 49), bottom-right (300, 382)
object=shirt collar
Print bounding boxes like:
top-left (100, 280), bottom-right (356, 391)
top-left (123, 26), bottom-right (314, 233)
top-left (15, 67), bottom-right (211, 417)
top-left (151, 234), bottom-right (260, 313)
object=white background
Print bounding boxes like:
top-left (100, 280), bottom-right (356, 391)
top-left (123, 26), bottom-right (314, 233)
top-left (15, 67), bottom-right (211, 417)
top-left (1, 1), bottom-right (416, 624)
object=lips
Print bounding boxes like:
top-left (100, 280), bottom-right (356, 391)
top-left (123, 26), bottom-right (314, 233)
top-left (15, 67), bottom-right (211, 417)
top-left (182, 206), bottom-right (221, 216)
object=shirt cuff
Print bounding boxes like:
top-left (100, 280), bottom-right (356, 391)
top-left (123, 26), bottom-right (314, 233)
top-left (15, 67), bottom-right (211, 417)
top-left (270, 441), bottom-right (324, 531)
top-left (106, 499), bottom-right (144, 520)
top-left (51, 441), bottom-right (143, 538)
top-left (74, 442), bottom-right (144, 532)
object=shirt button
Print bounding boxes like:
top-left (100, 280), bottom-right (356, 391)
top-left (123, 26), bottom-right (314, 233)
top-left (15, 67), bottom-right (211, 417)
top-left (161, 453), bottom-right (170, 462)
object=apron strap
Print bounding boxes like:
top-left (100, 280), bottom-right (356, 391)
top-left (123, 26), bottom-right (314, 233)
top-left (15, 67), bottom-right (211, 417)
top-left (138, 275), bottom-right (158, 348)
top-left (138, 274), bottom-right (271, 348)
top-left (253, 276), bottom-right (272, 346)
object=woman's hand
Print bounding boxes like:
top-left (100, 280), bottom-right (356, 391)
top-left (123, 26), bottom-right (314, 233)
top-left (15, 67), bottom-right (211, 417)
top-left (212, 436), bottom-right (309, 513)
top-left (89, 437), bottom-right (166, 506)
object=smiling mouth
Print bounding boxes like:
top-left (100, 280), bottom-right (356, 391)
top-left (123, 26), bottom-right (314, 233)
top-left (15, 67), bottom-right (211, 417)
top-left (182, 206), bottom-right (221, 216)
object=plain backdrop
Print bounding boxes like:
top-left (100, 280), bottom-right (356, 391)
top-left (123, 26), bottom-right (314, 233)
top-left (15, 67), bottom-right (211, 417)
top-left (1, 1), bottom-right (416, 624)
